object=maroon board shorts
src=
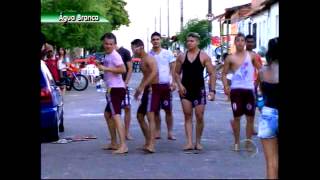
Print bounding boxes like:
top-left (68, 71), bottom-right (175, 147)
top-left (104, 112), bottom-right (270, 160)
top-left (121, 87), bottom-right (131, 108)
top-left (137, 84), bottom-right (171, 115)
top-left (230, 88), bottom-right (256, 117)
top-left (105, 87), bottom-right (126, 116)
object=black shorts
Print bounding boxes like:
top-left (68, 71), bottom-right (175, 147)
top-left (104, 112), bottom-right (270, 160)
top-left (180, 87), bottom-right (206, 108)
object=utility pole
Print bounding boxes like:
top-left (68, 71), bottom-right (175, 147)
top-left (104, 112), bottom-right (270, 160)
top-left (180, 0), bottom-right (183, 31)
top-left (147, 28), bottom-right (150, 51)
top-left (155, 16), bottom-right (157, 32)
top-left (167, 0), bottom-right (170, 38)
top-left (160, 7), bottom-right (162, 35)
top-left (207, 0), bottom-right (213, 35)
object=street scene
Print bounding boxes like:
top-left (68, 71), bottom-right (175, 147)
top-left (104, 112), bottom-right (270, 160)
top-left (41, 73), bottom-right (265, 179)
top-left (41, 0), bottom-right (279, 179)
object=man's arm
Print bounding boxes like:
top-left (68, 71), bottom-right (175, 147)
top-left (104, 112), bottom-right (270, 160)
top-left (251, 52), bottom-right (262, 86)
top-left (174, 54), bottom-right (184, 89)
top-left (125, 61), bottom-right (133, 85)
top-left (222, 55), bottom-right (231, 95)
top-left (252, 52), bottom-right (262, 70)
top-left (138, 57), bottom-right (157, 90)
top-left (204, 54), bottom-right (216, 95)
top-left (98, 64), bottom-right (126, 74)
top-left (169, 61), bottom-right (177, 90)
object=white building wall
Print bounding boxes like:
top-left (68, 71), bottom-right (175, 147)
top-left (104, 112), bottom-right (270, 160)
top-left (251, 2), bottom-right (279, 52)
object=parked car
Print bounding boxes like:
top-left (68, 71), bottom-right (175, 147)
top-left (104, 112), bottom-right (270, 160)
top-left (40, 60), bottom-right (64, 142)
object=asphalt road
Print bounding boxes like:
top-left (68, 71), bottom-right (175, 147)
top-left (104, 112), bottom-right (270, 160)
top-left (41, 72), bottom-right (265, 179)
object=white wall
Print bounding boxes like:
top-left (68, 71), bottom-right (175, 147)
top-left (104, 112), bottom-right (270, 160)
top-left (251, 2), bottom-right (279, 52)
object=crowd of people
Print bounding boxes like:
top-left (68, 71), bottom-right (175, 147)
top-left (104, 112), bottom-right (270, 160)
top-left (41, 30), bottom-right (279, 178)
top-left (94, 32), bottom-right (278, 178)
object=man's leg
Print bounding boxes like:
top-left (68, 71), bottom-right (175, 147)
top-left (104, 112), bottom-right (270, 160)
top-left (245, 89), bottom-right (257, 140)
top-left (154, 111), bottom-right (161, 139)
top-left (231, 116), bottom-right (241, 151)
top-left (245, 115), bottom-right (255, 141)
top-left (181, 99), bottom-right (193, 150)
top-left (164, 109), bottom-right (176, 140)
top-left (137, 112), bottom-right (150, 148)
top-left (261, 138), bottom-right (278, 179)
top-left (124, 106), bottom-right (133, 140)
top-left (145, 112), bottom-right (156, 152)
top-left (162, 85), bottom-right (175, 140)
top-left (194, 105), bottom-right (205, 150)
top-left (112, 114), bottom-right (128, 154)
top-left (230, 89), bottom-right (243, 151)
top-left (103, 111), bottom-right (118, 150)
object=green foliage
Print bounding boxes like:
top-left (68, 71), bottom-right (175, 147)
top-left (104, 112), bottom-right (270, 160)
top-left (177, 19), bottom-right (212, 50)
top-left (41, 0), bottom-right (130, 49)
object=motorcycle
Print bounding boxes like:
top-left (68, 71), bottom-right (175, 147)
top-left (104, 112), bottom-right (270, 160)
top-left (63, 63), bottom-right (89, 91)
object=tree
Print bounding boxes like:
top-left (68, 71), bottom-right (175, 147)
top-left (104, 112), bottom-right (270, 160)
top-left (176, 19), bottom-right (212, 50)
top-left (41, 0), bottom-right (130, 49)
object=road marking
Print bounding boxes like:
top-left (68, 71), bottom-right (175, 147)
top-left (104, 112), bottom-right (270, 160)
top-left (80, 113), bottom-right (104, 117)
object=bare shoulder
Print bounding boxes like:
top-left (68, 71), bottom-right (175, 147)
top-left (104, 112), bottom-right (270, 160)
top-left (146, 55), bottom-right (156, 65)
top-left (248, 51), bottom-right (257, 59)
top-left (200, 51), bottom-right (210, 60)
top-left (176, 52), bottom-right (185, 63)
top-left (225, 53), bottom-right (233, 63)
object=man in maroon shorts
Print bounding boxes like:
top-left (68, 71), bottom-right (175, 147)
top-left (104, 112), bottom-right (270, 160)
top-left (148, 32), bottom-right (176, 140)
top-left (131, 39), bottom-right (159, 153)
top-left (222, 33), bottom-right (262, 151)
top-left (96, 32), bottom-right (128, 154)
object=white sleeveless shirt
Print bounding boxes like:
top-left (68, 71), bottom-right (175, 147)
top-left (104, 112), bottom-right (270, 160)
top-left (230, 52), bottom-right (255, 90)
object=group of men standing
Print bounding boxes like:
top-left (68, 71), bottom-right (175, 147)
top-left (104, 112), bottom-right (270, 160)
top-left (95, 31), bottom-right (262, 154)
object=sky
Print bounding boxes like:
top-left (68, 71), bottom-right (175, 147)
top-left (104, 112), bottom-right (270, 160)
top-left (113, 0), bottom-right (251, 51)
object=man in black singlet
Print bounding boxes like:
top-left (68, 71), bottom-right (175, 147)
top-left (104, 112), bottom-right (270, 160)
top-left (174, 32), bottom-right (216, 151)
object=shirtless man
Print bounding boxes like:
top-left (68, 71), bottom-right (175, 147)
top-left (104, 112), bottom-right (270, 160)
top-left (131, 39), bottom-right (159, 153)
top-left (222, 33), bottom-right (262, 151)
top-left (174, 32), bottom-right (216, 151)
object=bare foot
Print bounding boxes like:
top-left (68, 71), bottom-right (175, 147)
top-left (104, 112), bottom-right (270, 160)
top-left (112, 146), bottom-right (128, 154)
top-left (137, 144), bottom-right (148, 150)
top-left (126, 134), bottom-right (134, 140)
top-left (102, 144), bottom-right (119, 150)
top-left (155, 132), bottom-right (161, 139)
top-left (167, 134), bottom-right (176, 140)
top-left (233, 144), bottom-right (240, 151)
top-left (245, 141), bottom-right (254, 152)
top-left (144, 145), bottom-right (155, 153)
top-left (183, 144), bottom-right (194, 151)
top-left (195, 144), bottom-right (203, 150)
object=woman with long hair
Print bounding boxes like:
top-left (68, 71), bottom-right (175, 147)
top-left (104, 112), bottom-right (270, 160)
top-left (57, 47), bottom-right (68, 96)
top-left (258, 37), bottom-right (279, 179)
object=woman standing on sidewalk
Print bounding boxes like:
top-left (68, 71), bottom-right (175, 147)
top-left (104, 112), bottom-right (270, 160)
top-left (257, 37), bottom-right (279, 179)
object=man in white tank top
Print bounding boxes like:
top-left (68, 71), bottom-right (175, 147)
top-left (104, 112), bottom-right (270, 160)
top-left (222, 33), bottom-right (262, 151)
